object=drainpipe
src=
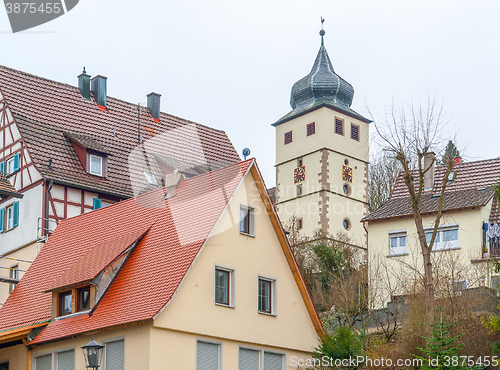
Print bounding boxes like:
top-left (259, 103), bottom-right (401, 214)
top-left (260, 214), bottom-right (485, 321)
top-left (45, 179), bottom-right (53, 237)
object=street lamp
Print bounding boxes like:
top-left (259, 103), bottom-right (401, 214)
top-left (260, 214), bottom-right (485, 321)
top-left (82, 339), bottom-right (104, 370)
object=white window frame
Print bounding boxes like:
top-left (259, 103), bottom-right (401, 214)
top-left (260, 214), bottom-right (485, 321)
top-left (9, 264), bottom-right (18, 293)
top-left (6, 157), bottom-right (15, 175)
top-left (257, 275), bottom-right (277, 316)
top-left (239, 204), bottom-right (255, 237)
top-left (425, 224), bottom-right (459, 251)
top-left (388, 230), bottom-right (407, 256)
top-left (89, 154), bottom-right (103, 176)
top-left (214, 265), bottom-right (235, 308)
top-left (6, 204), bottom-right (14, 231)
top-left (238, 345), bottom-right (285, 370)
top-left (196, 339), bottom-right (222, 370)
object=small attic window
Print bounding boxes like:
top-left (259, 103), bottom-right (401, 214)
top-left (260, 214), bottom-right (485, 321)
top-left (77, 286), bottom-right (90, 312)
top-left (144, 172), bottom-right (158, 187)
top-left (59, 291), bottom-right (72, 316)
top-left (89, 154), bottom-right (103, 176)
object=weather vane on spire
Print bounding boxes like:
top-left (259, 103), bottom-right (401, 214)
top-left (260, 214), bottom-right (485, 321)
top-left (320, 17), bottom-right (325, 45)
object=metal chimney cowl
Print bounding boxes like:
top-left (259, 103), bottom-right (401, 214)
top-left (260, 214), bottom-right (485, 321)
top-left (147, 92), bottom-right (161, 120)
top-left (78, 69), bottom-right (91, 101)
top-left (91, 75), bottom-right (107, 107)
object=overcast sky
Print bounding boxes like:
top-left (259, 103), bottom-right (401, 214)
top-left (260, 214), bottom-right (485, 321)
top-left (1, 0), bottom-right (499, 187)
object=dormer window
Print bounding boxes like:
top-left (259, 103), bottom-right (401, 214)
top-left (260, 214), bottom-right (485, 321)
top-left (77, 286), bottom-right (90, 311)
top-left (89, 154), bottom-right (103, 176)
top-left (59, 291), bottom-right (72, 316)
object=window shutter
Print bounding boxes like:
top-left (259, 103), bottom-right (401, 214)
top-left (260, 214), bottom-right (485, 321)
top-left (93, 198), bottom-right (102, 210)
top-left (239, 348), bottom-right (260, 370)
top-left (57, 350), bottom-right (75, 370)
top-left (105, 340), bottom-right (124, 370)
top-left (13, 153), bottom-right (20, 172)
top-left (0, 161), bottom-right (5, 175)
top-left (196, 341), bottom-right (219, 370)
top-left (35, 354), bottom-right (52, 370)
top-left (12, 201), bottom-right (19, 227)
top-left (0, 208), bottom-right (4, 233)
top-left (264, 352), bottom-right (284, 370)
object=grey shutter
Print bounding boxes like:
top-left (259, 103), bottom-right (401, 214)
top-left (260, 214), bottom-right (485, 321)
top-left (264, 352), bottom-right (283, 370)
top-left (35, 354), bottom-right (52, 370)
top-left (196, 341), bottom-right (219, 370)
top-left (239, 348), bottom-right (260, 370)
top-left (57, 350), bottom-right (75, 370)
top-left (106, 340), bottom-right (124, 370)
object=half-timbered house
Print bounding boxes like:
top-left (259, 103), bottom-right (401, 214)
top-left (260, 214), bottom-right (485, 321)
top-left (0, 66), bottom-right (240, 304)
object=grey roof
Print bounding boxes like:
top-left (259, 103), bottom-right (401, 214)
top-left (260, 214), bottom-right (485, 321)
top-left (273, 44), bottom-right (370, 126)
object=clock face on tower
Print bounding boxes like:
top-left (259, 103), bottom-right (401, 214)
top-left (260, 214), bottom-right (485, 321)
top-left (294, 166), bottom-right (306, 183)
top-left (342, 165), bottom-right (353, 183)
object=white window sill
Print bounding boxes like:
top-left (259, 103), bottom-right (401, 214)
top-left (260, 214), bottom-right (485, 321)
top-left (214, 303), bottom-right (235, 309)
top-left (386, 253), bottom-right (409, 258)
top-left (240, 232), bottom-right (255, 238)
top-left (55, 309), bottom-right (90, 321)
top-left (258, 311), bottom-right (277, 317)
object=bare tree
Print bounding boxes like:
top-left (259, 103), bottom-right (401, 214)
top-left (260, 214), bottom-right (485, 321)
top-left (368, 152), bottom-right (402, 212)
top-left (372, 97), bottom-right (455, 312)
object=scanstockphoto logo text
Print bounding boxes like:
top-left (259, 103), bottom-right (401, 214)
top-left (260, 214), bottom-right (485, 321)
top-left (3, 0), bottom-right (78, 33)
top-left (290, 355), bottom-right (500, 368)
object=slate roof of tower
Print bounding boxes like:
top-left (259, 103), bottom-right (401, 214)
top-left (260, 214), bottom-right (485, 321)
top-left (273, 44), bottom-right (370, 126)
top-left (0, 65), bottom-right (240, 198)
top-left (364, 158), bottom-right (500, 221)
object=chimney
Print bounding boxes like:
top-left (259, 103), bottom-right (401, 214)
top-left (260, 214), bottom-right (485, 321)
top-left (164, 170), bottom-right (185, 199)
top-left (423, 152), bottom-right (435, 191)
top-left (453, 156), bottom-right (462, 164)
top-left (78, 67), bottom-right (91, 101)
top-left (91, 75), bottom-right (107, 107)
top-left (147, 92), bottom-right (161, 121)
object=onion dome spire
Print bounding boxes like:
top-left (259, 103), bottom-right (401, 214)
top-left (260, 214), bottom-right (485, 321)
top-left (289, 19), bottom-right (355, 111)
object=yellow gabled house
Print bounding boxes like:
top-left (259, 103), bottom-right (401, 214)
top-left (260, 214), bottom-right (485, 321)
top-left (0, 159), bottom-right (322, 370)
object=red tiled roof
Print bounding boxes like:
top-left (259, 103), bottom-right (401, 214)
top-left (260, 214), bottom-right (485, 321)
top-left (0, 174), bottom-right (22, 198)
top-left (365, 158), bottom-right (500, 221)
top-left (0, 160), bottom-right (253, 344)
top-left (0, 65), bottom-right (241, 198)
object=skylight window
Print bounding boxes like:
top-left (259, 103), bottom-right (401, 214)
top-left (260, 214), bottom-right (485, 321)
top-left (144, 172), bottom-right (158, 187)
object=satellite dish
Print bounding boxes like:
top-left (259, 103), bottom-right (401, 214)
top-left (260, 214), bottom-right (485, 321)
top-left (242, 148), bottom-right (251, 160)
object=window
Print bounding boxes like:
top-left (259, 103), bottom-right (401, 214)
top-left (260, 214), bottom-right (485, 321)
top-left (240, 205), bottom-right (255, 236)
top-left (0, 362), bottom-right (8, 370)
top-left (197, 341), bottom-right (220, 370)
top-left (3, 153), bottom-right (20, 175)
top-left (297, 218), bottom-right (303, 230)
top-left (284, 131), bottom-right (292, 145)
top-left (89, 154), bottom-right (103, 176)
top-left (34, 350), bottom-right (75, 370)
top-left (35, 354), bottom-right (52, 370)
top-left (77, 286), bottom-right (90, 312)
top-left (105, 339), bottom-right (124, 370)
top-left (389, 232), bottom-right (407, 255)
top-left (343, 184), bottom-right (351, 196)
top-left (425, 225), bottom-right (459, 251)
top-left (297, 184), bottom-right (302, 196)
top-left (258, 277), bottom-right (275, 314)
top-left (343, 218), bottom-right (351, 231)
top-left (59, 291), bottom-right (72, 316)
top-left (351, 124), bottom-right (360, 141)
top-left (93, 198), bottom-right (102, 210)
top-left (306, 122), bottom-right (315, 136)
top-left (9, 264), bottom-right (18, 293)
top-left (4, 201), bottom-right (19, 231)
top-left (214, 267), bottom-right (233, 306)
top-left (239, 348), bottom-right (284, 370)
top-left (144, 172), bottom-right (158, 187)
top-left (297, 158), bottom-right (303, 167)
top-left (57, 350), bottom-right (75, 370)
top-left (335, 118), bottom-right (344, 135)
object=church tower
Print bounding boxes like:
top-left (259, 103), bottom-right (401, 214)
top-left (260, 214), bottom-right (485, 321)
top-left (273, 26), bottom-right (370, 250)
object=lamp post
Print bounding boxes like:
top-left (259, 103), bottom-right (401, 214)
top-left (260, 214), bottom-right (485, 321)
top-left (82, 339), bottom-right (104, 370)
